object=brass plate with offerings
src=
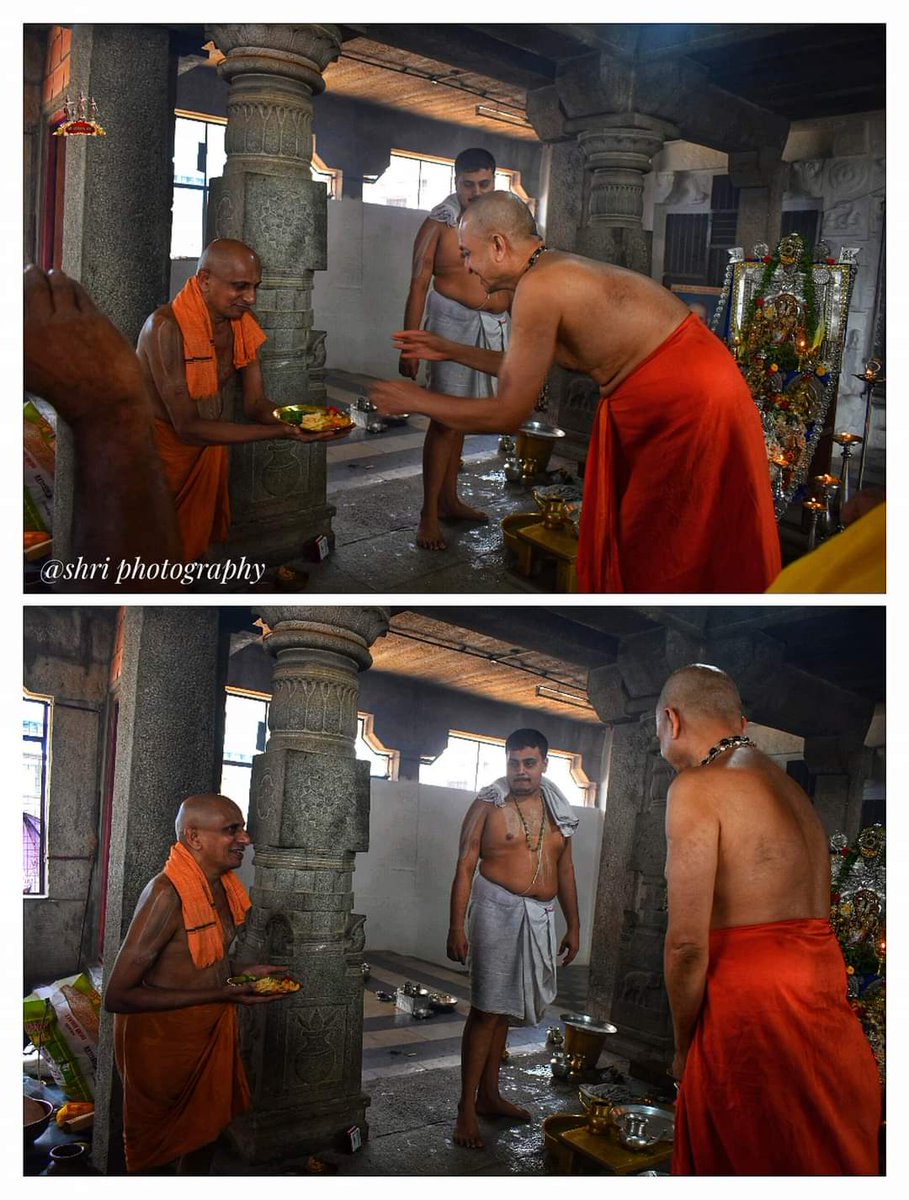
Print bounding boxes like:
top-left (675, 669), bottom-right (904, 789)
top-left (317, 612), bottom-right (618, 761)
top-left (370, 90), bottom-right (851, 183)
top-left (273, 404), bottom-right (354, 434)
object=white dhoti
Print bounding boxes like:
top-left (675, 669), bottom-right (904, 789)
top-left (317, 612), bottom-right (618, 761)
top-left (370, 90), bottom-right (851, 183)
top-left (424, 289), bottom-right (509, 398)
top-left (467, 871), bottom-right (558, 1026)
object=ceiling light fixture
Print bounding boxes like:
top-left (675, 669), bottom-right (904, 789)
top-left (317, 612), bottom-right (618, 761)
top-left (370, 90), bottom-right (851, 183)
top-left (535, 684), bottom-right (594, 710)
top-left (475, 104), bottom-right (532, 129)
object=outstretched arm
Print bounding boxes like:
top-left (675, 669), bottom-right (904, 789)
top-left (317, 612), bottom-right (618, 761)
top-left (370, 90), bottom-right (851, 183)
top-left (447, 799), bottom-right (488, 963)
top-left (23, 265), bottom-right (182, 577)
top-left (393, 328), bottom-right (505, 378)
top-left (663, 772), bottom-right (718, 1079)
top-left (239, 356), bottom-right (350, 443)
top-left (372, 272), bottom-right (558, 432)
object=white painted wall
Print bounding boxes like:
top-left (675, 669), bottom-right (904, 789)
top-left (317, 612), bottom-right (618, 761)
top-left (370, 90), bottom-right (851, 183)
top-left (313, 200), bottom-right (429, 380)
top-left (356, 780), bottom-right (604, 969)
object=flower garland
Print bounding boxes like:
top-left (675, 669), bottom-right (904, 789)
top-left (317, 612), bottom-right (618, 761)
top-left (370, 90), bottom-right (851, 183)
top-left (829, 825), bottom-right (885, 1082)
top-left (735, 234), bottom-right (836, 502)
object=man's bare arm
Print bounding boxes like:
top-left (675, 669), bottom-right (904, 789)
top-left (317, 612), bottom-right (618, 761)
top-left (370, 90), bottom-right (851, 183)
top-left (104, 877), bottom-right (286, 1012)
top-left (24, 266), bottom-right (183, 579)
top-left (447, 799), bottom-right (488, 963)
top-left (393, 329), bottom-right (505, 377)
top-left (139, 315), bottom-right (311, 446)
top-left (373, 274), bottom-right (558, 431)
top-left (238, 356), bottom-right (348, 443)
top-left (556, 838), bottom-right (581, 966)
top-left (400, 218), bottom-right (442, 378)
top-left (663, 771), bottom-right (719, 1078)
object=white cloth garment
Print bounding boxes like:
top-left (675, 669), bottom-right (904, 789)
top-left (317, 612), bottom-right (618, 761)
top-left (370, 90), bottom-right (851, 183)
top-left (468, 871), bottom-right (558, 1026)
top-left (476, 776), bottom-right (579, 839)
top-left (424, 289), bottom-right (508, 398)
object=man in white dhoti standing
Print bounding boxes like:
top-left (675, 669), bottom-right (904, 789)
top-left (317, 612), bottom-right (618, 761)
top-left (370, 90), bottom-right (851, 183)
top-left (398, 147), bottom-right (510, 550)
top-left (447, 728), bottom-right (581, 1148)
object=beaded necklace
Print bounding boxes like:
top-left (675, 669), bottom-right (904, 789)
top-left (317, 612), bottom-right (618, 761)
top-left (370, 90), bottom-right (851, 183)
top-left (700, 735), bottom-right (756, 767)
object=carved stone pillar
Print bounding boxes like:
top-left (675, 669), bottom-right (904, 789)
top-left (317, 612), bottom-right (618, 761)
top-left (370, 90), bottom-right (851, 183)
top-left (205, 24), bottom-right (341, 566)
top-left (729, 149), bottom-right (790, 258)
top-left (569, 114), bottom-right (678, 273)
top-left (526, 94), bottom-right (675, 458)
top-left (229, 606), bottom-right (389, 1165)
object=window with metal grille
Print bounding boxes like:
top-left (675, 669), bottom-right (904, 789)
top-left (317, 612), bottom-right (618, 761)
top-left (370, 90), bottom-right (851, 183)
top-left (23, 694), bottom-right (51, 896)
top-left (663, 174), bottom-right (741, 288)
top-left (664, 213), bottom-right (710, 286)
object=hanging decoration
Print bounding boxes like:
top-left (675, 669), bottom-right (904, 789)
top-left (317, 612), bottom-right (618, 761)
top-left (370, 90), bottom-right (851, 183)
top-left (53, 93), bottom-right (106, 138)
top-left (829, 824), bottom-right (885, 1083)
top-left (711, 236), bottom-right (859, 518)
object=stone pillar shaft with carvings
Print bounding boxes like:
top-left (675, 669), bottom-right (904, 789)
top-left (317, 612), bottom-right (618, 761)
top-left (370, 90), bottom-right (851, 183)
top-left (204, 24), bottom-right (340, 565)
top-left (228, 607), bottom-right (389, 1165)
top-left (569, 115), bottom-right (677, 273)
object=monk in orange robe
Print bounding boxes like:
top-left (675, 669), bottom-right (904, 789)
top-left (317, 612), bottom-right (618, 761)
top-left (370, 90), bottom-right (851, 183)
top-left (136, 239), bottom-right (343, 563)
top-left (659, 665), bottom-right (881, 1175)
top-left (105, 794), bottom-right (292, 1174)
top-left (373, 191), bottom-right (781, 592)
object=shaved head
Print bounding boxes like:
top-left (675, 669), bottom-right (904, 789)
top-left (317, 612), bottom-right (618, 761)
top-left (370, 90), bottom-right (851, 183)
top-left (658, 664), bottom-right (744, 726)
top-left (197, 238), bottom-right (260, 276)
top-left (460, 191), bottom-right (538, 242)
top-left (175, 793), bottom-right (240, 842)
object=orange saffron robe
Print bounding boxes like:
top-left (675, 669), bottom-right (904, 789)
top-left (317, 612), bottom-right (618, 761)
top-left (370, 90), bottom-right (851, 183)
top-left (152, 420), bottom-right (230, 564)
top-left (152, 276), bottom-right (266, 563)
top-left (114, 1003), bottom-right (251, 1173)
top-left (576, 314), bottom-right (781, 592)
top-left (672, 919), bottom-right (881, 1176)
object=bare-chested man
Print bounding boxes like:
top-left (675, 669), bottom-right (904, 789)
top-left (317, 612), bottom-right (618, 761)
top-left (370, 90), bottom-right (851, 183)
top-left (105, 794), bottom-right (291, 1174)
top-left (24, 265), bottom-right (182, 588)
top-left (137, 238), bottom-right (346, 562)
top-left (374, 191), bottom-right (781, 593)
top-left (399, 148), bottom-right (509, 550)
top-left (658, 665), bottom-right (881, 1175)
top-left (447, 728), bottom-right (580, 1148)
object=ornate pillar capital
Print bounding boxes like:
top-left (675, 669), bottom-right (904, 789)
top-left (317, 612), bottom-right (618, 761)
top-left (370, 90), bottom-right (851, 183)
top-left (568, 112), bottom-right (677, 235)
top-left (206, 24), bottom-right (341, 95)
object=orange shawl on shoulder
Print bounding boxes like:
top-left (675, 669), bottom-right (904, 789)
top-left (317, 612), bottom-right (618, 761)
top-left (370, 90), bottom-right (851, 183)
top-left (163, 841), bottom-right (251, 969)
top-left (171, 275), bottom-right (266, 400)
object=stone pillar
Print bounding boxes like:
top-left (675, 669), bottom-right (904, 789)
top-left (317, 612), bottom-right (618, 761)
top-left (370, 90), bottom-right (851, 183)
top-left (729, 149), bottom-right (790, 256)
top-left (587, 716), bottom-right (670, 1051)
top-left (803, 734), bottom-right (872, 839)
top-left (93, 607), bottom-right (224, 1174)
top-left (23, 27), bottom-right (45, 263)
top-left (527, 87), bottom-right (675, 456)
top-left (53, 25), bottom-right (175, 571)
top-left (229, 606), bottom-right (389, 1165)
top-left (569, 114), bottom-right (678, 273)
top-left (62, 25), bottom-right (174, 340)
top-left (205, 24), bottom-right (341, 567)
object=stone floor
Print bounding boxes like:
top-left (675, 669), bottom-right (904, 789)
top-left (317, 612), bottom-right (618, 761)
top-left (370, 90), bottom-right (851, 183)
top-left (24, 373), bottom-right (885, 595)
top-left (238, 375), bottom-right (886, 595)
top-left (211, 950), bottom-right (670, 1177)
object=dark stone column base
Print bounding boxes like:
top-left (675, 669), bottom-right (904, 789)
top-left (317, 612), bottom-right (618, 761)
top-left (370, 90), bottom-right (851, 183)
top-left (227, 1093), bottom-right (370, 1164)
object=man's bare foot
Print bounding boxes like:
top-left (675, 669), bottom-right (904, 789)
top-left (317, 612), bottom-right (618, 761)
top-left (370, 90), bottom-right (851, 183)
top-left (417, 516), bottom-right (447, 551)
top-left (475, 1094), bottom-right (532, 1122)
top-left (440, 500), bottom-right (489, 524)
top-left (453, 1104), bottom-right (485, 1149)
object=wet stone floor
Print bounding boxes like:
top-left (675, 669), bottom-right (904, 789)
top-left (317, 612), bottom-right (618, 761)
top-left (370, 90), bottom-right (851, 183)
top-left (249, 413), bottom-right (582, 595)
top-left (211, 951), bottom-right (669, 1177)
